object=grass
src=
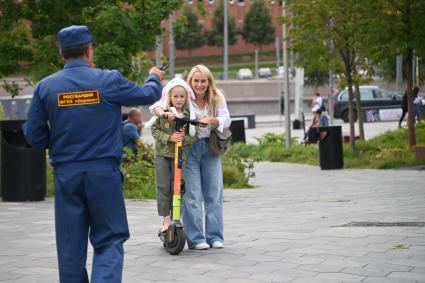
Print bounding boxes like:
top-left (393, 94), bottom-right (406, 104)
top-left (228, 123), bottom-right (425, 169)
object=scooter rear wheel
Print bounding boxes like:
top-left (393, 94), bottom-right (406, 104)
top-left (166, 228), bottom-right (186, 255)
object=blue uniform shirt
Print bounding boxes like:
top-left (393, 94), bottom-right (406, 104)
top-left (24, 59), bottom-right (162, 169)
top-left (122, 120), bottom-right (139, 155)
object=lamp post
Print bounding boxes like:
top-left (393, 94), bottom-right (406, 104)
top-left (327, 40), bottom-right (334, 125)
top-left (168, 14), bottom-right (175, 79)
top-left (223, 0), bottom-right (229, 80)
top-left (282, 0), bottom-right (291, 149)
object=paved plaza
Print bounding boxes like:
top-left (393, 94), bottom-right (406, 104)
top-left (1, 161), bottom-right (425, 282)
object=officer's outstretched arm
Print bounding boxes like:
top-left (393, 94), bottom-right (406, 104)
top-left (112, 72), bottom-right (163, 106)
top-left (23, 86), bottom-right (50, 151)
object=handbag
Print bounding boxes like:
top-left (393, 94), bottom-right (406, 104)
top-left (209, 127), bottom-right (232, 155)
top-left (208, 102), bottom-right (232, 155)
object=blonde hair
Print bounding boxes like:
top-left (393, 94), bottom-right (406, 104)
top-left (168, 85), bottom-right (188, 108)
top-left (187, 64), bottom-right (222, 116)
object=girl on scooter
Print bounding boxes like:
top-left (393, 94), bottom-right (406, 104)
top-left (150, 78), bottom-right (197, 232)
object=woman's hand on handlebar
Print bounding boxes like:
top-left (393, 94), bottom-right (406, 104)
top-left (199, 116), bottom-right (218, 127)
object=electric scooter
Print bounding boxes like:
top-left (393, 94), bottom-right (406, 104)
top-left (158, 114), bottom-right (205, 255)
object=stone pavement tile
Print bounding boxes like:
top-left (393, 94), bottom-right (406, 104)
top-left (172, 275), bottom-right (223, 283)
top-left (341, 266), bottom-right (391, 277)
top-left (13, 274), bottom-right (58, 283)
top-left (290, 278), bottom-right (336, 283)
top-left (0, 272), bottom-right (26, 281)
top-left (247, 271), bottom-right (295, 283)
top-left (412, 267), bottom-right (425, 274)
top-left (221, 279), bottom-right (267, 283)
top-left (279, 254), bottom-right (327, 265)
top-left (386, 259), bottom-right (425, 268)
top-left (296, 264), bottom-right (344, 273)
top-left (362, 277), bottom-right (416, 283)
top-left (230, 261), bottom-right (299, 275)
top-left (237, 254), bottom-right (283, 262)
top-left (320, 259), bottom-right (368, 268)
top-left (202, 269), bottom-right (252, 280)
top-left (387, 271), bottom-right (425, 281)
top-left (315, 272), bottom-right (366, 282)
top-left (189, 262), bottom-right (233, 271)
top-left (129, 271), bottom-right (177, 281)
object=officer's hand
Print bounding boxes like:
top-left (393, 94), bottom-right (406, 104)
top-left (149, 67), bottom-right (165, 81)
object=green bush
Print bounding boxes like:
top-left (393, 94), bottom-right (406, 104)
top-left (121, 146), bottom-right (157, 199)
top-left (222, 149), bottom-right (256, 188)
top-left (46, 163), bottom-right (54, 197)
top-left (229, 123), bottom-right (425, 169)
top-left (46, 143), bottom-right (256, 200)
top-left (0, 104), bottom-right (5, 120)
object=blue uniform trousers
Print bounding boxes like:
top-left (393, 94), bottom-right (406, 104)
top-left (54, 167), bottom-right (129, 283)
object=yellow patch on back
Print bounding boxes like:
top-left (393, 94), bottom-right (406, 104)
top-left (57, 90), bottom-right (100, 107)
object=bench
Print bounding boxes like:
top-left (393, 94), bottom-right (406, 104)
top-left (230, 114), bottom-right (256, 129)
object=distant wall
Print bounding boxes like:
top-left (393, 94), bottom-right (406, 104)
top-left (2, 77), bottom-right (422, 121)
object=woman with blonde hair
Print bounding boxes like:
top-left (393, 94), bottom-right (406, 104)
top-left (150, 64), bottom-right (231, 250)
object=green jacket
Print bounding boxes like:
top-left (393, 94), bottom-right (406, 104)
top-left (151, 108), bottom-right (197, 159)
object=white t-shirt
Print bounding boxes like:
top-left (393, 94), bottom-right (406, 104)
top-left (315, 96), bottom-right (323, 108)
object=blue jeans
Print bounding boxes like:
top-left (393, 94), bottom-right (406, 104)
top-left (54, 165), bottom-right (129, 283)
top-left (182, 139), bottom-right (224, 247)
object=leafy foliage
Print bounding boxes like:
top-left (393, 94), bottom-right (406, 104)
top-left (0, 103), bottom-right (5, 120)
top-left (206, 0), bottom-right (237, 47)
top-left (0, 0), bottom-right (181, 84)
top-left (229, 124), bottom-right (425, 169)
top-left (174, 6), bottom-right (205, 56)
top-left (46, 143), bottom-right (256, 199)
top-left (121, 146), bottom-right (157, 199)
top-left (241, 0), bottom-right (275, 49)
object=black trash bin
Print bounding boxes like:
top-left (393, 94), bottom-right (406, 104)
top-left (0, 120), bottom-right (46, 201)
top-left (318, 126), bottom-right (344, 170)
top-left (230, 118), bottom-right (246, 143)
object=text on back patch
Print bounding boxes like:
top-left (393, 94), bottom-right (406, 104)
top-left (57, 90), bottom-right (100, 107)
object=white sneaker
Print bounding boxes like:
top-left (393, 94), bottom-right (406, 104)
top-left (192, 243), bottom-right (210, 250)
top-left (211, 241), bottom-right (224, 249)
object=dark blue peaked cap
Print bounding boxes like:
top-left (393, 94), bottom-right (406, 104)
top-left (57, 25), bottom-right (93, 48)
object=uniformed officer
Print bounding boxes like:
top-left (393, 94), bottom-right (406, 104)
top-left (23, 25), bottom-right (164, 283)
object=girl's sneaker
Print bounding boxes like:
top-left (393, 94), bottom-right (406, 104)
top-left (161, 216), bottom-right (171, 232)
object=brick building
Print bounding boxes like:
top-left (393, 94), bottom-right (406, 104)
top-left (157, 0), bottom-right (283, 58)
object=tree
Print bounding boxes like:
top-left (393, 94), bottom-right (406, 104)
top-left (206, 0), bottom-right (237, 48)
top-left (241, 0), bottom-right (275, 51)
top-left (287, 0), bottom-right (372, 149)
top-left (0, 0), bottom-right (181, 90)
top-left (361, 0), bottom-right (425, 147)
top-left (174, 6), bottom-right (205, 59)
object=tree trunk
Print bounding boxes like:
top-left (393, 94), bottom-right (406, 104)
top-left (406, 47), bottom-right (416, 147)
top-left (354, 82), bottom-right (365, 141)
top-left (344, 48), bottom-right (356, 150)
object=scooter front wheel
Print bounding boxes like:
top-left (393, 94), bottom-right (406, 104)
top-left (166, 228), bottom-right (186, 255)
